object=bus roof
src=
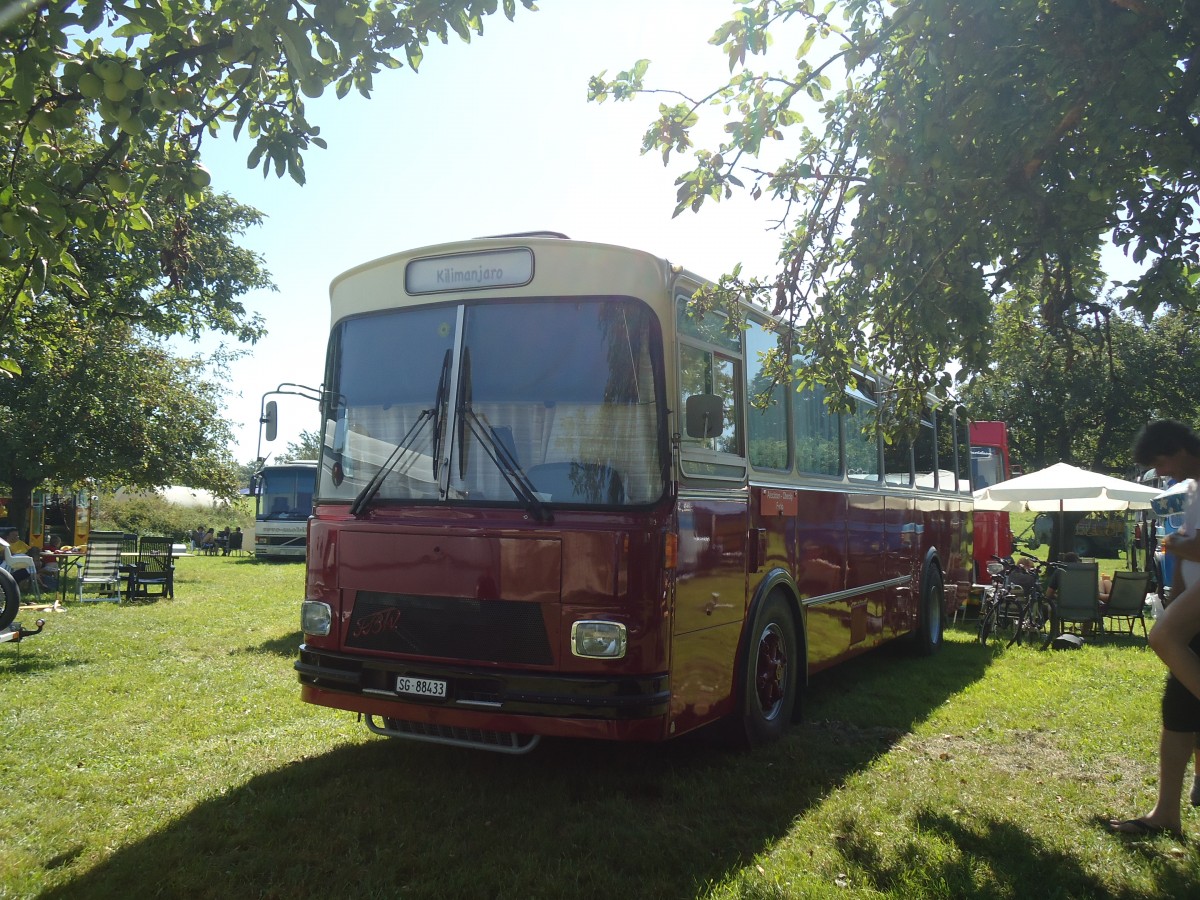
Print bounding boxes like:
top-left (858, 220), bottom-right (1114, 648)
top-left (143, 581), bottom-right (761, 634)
top-left (328, 235), bottom-right (684, 326)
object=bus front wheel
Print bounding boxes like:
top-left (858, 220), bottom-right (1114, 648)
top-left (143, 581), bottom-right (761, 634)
top-left (737, 593), bottom-right (799, 747)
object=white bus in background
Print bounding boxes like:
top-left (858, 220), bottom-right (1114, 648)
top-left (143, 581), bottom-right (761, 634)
top-left (254, 461), bottom-right (317, 560)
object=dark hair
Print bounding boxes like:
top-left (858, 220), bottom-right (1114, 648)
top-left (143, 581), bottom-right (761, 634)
top-left (1133, 420), bottom-right (1200, 466)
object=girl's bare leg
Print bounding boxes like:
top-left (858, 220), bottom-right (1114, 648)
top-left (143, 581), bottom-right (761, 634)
top-left (1149, 582), bottom-right (1200, 700)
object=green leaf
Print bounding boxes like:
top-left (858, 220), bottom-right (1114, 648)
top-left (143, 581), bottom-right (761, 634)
top-left (132, 207), bottom-right (154, 231)
top-left (56, 272), bottom-right (90, 298)
top-left (58, 248), bottom-right (83, 277)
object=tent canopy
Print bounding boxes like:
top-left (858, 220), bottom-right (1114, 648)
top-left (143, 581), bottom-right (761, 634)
top-left (973, 462), bottom-right (1159, 513)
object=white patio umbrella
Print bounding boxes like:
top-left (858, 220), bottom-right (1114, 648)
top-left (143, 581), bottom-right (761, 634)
top-left (974, 462), bottom-right (1160, 560)
top-left (973, 462), bottom-right (1160, 512)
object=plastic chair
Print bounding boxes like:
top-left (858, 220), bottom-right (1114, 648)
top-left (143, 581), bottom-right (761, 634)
top-left (129, 537), bottom-right (174, 600)
top-left (1100, 570), bottom-right (1151, 639)
top-left (77, 532), bottom-right (123, 603)
top-left (0, 538), bottom-right (39, 601)
top-left (1051, 562), bottom-right (1101, 637)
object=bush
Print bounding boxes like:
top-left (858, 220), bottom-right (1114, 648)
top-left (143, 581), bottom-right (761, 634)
top-left (94, 491), bottom-right (253, 541)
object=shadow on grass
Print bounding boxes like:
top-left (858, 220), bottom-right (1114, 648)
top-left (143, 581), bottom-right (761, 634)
top-left (40, 635), bottom-right (995, 899)
top-left (831, 808), bottom-right (1196, 898)
top-left (240, 632), bottom-right (303, 657)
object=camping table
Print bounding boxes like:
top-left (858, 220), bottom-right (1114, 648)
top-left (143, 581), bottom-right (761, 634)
top-left (42, 550), bottom-right (86, 603)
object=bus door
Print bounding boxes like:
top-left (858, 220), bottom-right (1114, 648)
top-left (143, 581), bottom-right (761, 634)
top-left (793, 489), bottom-right (849, 670)
top-left (671, 306), bottom-right (749, 733)
top-left (671, 495), bottom-right (748, 731)
top-left (846, 491), bottom-right (887, 647)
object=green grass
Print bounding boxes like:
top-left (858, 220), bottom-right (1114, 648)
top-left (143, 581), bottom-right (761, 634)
top-left (2, 557), bottom-right (1197, 898)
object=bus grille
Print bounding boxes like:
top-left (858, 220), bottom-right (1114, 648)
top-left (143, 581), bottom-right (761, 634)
top-left (346, 592), bottom-right (553, 665)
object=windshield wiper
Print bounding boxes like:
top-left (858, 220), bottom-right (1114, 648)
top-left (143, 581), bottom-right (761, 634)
top-left (348, 411), bottom-right (435, 516)
top-left (349, 355), bottom-right (451, 517)
top-left (456, 348), bottom-right (551, 523)
top-left (430, 349), bottom-right (451, 482)
top-left (463, 409), bottom-right (552, 523)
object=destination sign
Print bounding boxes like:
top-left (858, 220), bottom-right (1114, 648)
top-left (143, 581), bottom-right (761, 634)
top-left (405, 248), bottom-right (534, 294)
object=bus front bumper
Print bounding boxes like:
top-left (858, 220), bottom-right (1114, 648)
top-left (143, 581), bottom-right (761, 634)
top-left (296, 644), bottom-right (672, 742)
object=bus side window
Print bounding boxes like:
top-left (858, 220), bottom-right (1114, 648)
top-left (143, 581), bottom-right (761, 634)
top-left (936, 408), bottom-right (958, 492)
top-left (955, 408), bottom-right (972, 493)
top-left (679, 344), bottom-right (741, 456)
top-left (744, 321), bottom-right (788, 470)
top-left (794, 377), bottom-right (840, 477)
top-left (914, 413), bottom-right (936, 488)
top-left (883, 433), bottom-right (912, 487)
top-left (676, 294), bottom-right (746, 479)
top-left (844, 378), bottom-right (880, 482)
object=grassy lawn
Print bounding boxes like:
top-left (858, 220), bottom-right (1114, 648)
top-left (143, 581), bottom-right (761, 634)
top-left (2, 555), bottom-right (1197, 898)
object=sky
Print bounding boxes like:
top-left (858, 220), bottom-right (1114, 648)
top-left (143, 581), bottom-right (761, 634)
top-left (191, 0), bottom-right (791, 462)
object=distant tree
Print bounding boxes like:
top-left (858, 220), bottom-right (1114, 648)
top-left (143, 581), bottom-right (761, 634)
top-left (961, 298), bottom-right (1200, 474)
top-left (0, 0), bottom-right (535, 371)
top-left (0, 185), bottom-right (270, 533)
top-left (591, 1), bottom-right (1200, 433)
top-left (0, 315), bottom-right (243, 537)
top-left (275, 430), bottom-right (323, 463)
top-left (236, 459), bottom-right (260, 490)
top-left (0, 120), bottom-right (270, 365)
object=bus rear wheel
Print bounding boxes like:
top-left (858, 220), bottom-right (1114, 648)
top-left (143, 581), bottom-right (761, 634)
top-left (737, 593), bottom-right (798, 746)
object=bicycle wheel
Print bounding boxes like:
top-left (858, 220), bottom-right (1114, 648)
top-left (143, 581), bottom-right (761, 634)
top-left (1007, 599), bottom-right (1049, 647)
top-left (978, 599), bottom-right (998, 645)
top-left (994, 597), bottom-right (1023, 646)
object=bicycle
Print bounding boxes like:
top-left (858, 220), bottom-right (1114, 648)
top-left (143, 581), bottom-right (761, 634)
top-left (1004, 553), bottom-right (1059, 648)
top-left (978, 556), bottom-right (1026, 646)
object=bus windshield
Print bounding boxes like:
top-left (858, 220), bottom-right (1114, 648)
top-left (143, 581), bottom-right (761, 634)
top-left (971, 447), bottom-right (1006, 490)
top-left (257, 465), bottom-right (315, 520)
top-left (319, 297), bottom-right (666, 508)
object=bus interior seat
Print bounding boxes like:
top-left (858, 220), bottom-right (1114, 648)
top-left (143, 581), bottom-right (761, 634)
top-left (526, 461), bottom-right (624, 504)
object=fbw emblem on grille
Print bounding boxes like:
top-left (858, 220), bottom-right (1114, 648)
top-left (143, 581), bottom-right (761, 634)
top-left (351, 607), bottom-right (402, 639)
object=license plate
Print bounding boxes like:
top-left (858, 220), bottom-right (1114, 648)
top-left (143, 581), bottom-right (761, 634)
top-left (396, 675), bottom-right (447, 698)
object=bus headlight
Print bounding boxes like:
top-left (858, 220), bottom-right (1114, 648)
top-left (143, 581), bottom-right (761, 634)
top-left (301, 600), bottom-right (332, 636)
top-left (571, 620), bottom-right (627, 659)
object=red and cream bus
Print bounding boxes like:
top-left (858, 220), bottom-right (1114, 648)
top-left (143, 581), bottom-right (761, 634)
top-left (297, 234), bottom-right (973, 753)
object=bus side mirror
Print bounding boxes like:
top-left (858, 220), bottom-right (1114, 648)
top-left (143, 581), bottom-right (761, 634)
top-left (263, 400), bottom-right (278, 443)
top-left (685, 393), bottom-right (724, 439)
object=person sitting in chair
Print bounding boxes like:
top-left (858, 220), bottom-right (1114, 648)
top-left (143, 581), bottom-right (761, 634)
top-left (1045, 552), bottom-right (1082, 601)
top-left (2, 527), bottom-right (33, 586)
top-left (37, 534), bottom-right (62, 592)
top-left (3, 527), bottom-right (30, 555)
